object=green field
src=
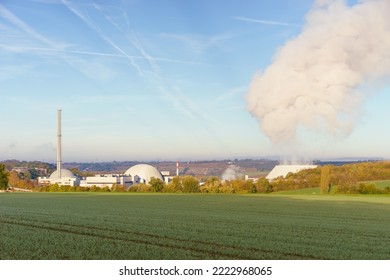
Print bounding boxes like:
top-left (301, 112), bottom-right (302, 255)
top-left (360, 180), bottom-right (390, 189)
top-left (0, 193), bottom-right (390, 260)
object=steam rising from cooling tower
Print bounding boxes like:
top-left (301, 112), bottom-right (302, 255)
top-left (247, 0), bottom-right (390, 144)
top-left (221, 165), bottom-right (244, 181)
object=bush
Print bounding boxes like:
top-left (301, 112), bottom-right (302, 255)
top-left (149, 178), bottom-right (164, 192)
top-left (182, 176), bottom-right (200, 193)
top-left (357, 183), bottom-right (381, 194)
top-left (111, 184), bottom-right (127, 192)
top-left (333, 185), bottom-right (358, 194)
top-left (129, 183), bottom-right (151, 192)
top-left (200, 177), bottom-right (221, 193)
top-left (218, 183), bottom-right (235, 193)
top-left (255, 178), bottom-right (272, 193)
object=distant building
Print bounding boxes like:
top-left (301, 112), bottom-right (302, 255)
top-left (124, 164), bottom-right (164, 184)
top-left (266, 165), bottom-right (317, 181)
top-left (80, 174), bottom-right (132, 188)
top-left (38, 168), bottom-right (80, 186)
top-left (37, 110), bottom-right (174, 188)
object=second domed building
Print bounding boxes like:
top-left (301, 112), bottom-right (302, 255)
top-left (124, 164), bottom-right (164, 184)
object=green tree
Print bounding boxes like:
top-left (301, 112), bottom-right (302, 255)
top-left (164, 176), bottom-right (182, 193)
top-left (200, 177), bottom-right (222, 193)
top-left (255, 177), bottom-right (272, 193)
top-left (0, 164), bottom-right (9, 190)
top-left (320, 165), bottom-right (331, 194)
top-left (149, 177), bottom-right (164, 192)
top-left (182, 176), bottom-right (199, 193)
top-left (49, 183), bottom-right (59, 192)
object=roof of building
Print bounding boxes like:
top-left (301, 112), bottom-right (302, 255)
top-left (49, 168), bottom-right (76, 179)
top-left (266, 165), bottom-right (317, 180)
top-left (124, 164), bottom-right (163, 183)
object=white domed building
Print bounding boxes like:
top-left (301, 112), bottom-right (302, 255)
top-left (50, 168), bottom-right (80, 186)
top-left (49, 169), bottom-right (75, 180)
top-left (124, 164), bottom-right (164, 184)
top-left (39, 168), bottom-right (80, 186)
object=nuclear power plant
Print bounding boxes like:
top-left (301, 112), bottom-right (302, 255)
top-left (38, 110), bottom-right (173, 188)
top-left (37, 110), bottom-right (314, 188)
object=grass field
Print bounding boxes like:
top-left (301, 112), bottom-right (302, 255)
top-left (0, 193), bottom-right (389, 260)
top-left (360, 180), bottom-right (390, 189)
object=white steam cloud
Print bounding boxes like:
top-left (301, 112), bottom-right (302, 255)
top-left (221, 165), bottom-right (244, 181)
top-left (247, 0), bottom-right (390, 144)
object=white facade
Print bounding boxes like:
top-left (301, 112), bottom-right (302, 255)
top-left (124, 164), bottom-right (164, 184)
top-left (266, 165), bottom-right (318, 181)
top-left (80, 174), bottom-right (132, 188)
top-left (38, 168), bottom-right (79, 186)
top-left (38, 175), bottom-right (80, 187)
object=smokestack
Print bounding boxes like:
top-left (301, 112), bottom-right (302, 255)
top-left (57, 109), bottom-right (62, 179)
top-left (176, 161), bottom-right (179, 176)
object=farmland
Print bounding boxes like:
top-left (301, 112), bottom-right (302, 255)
top-left (0, 193), bottom-right (389, 259)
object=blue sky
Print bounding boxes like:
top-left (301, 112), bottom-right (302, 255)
top-left (1, 0), bottom-right (389, 162)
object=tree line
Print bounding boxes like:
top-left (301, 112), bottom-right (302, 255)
top-left (3, 161), bottom-right (390, 194)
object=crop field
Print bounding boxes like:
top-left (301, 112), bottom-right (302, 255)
top-left (0, 193), bottom-right (390, 260)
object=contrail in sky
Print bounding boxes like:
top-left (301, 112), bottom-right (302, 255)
top-left (0, 44), bottom-right (198, 65)
top-left (234, 16), bottom-right (301, 27)
top-left (61, 0), bottom-right (145, 77)
top-left (0, 3), bottom-right (60, 47)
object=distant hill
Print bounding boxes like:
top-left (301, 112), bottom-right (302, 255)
top-left (3, 158), bottom-right (383, 179)
top-left (62, 159), bottom-right (278, 178)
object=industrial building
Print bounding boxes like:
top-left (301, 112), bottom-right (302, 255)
top-left (266, 165), bottom-right (318, 181)
top-left (38, 110), bottom-right (316, 188)
top-left (124, 164), bottom-right (164, 184)
top-left (79, 174), bottom-right (132, 188)
top-left (38, 110), bottom-right (167, 188)
top-left (39, 168), bottom-right (80, 187)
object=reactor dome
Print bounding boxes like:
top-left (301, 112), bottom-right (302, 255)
top-left (49, 169), bottom-right (76, 179)
top-left (124, 164), bottom-right (163, 183)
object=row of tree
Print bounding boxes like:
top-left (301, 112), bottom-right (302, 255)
top-left (318, 161), bottom-right (390, 194)
top-left (35, 176), bottom-right (274, 194)
top-left (3, 161), bottom-right (390, 194)
top-left (0, 164), bottom-right (9, 190)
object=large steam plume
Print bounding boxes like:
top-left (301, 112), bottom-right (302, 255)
top-left (247, 0), bottom-right (390, 144)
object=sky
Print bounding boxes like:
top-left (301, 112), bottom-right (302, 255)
top-left (1, 0), bottom-right (389, 162)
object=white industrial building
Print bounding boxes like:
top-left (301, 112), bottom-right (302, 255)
top-left (124, 164), bottom-right (164, 184)
top-left (39, 168), bottom-right (80, 187)
top-left (266, 165), bottom-right (318, 181)
top-left (80, 174), bottom-right (132, 188)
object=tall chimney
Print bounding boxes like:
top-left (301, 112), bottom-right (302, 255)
top-left (176, 161), bottom-right (179, 176)
top-left (57, 109), bottom-right (62, 179)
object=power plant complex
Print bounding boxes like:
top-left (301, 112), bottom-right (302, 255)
top-left (38, 110), bottom-right (316, 188)
top-left (38, 110), bottom-right (173, 188)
